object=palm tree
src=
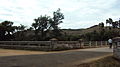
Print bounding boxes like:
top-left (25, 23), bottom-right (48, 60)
top-left (106, 18), bottom-right (114, 29)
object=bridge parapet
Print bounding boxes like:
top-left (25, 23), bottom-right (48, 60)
top-left (0, 40), bottom-right (108, 51)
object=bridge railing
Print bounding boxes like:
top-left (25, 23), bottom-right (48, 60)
top-left (79, 41), bottom-right (108, 48)
top-left (0, 41), bottom-right (52, 51)
top-left (0, 41), bottom-right (108, 51)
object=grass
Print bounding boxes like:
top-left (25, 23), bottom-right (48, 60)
top-left (77, 56), bottom-right (120, 67)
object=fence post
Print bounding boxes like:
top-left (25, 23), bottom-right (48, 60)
top-left (117, 42), bottom-right (120, 48)
top-left (106, 41), bottom-right (108, 46)
top-left (50, 38), bottom-right (58, 50)
top-left (101, 41), bottom-right (102, 47)
top-left (89, 41), bottom-right (92, 47)
top-left (78, 39), bottom-right (84, 48)
top-left (96, 41), bottom-right (98, 47)
top-left (82, 42), bottom-right (84, 48)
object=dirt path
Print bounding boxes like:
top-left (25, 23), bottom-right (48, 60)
top-left (0, 49), bottom-right (57, 56)
top-left (0, 47), bottom-right (113, 57)
top-left (0, 47), bottom-right (113, 67)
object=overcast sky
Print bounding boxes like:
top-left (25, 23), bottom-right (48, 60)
top-left (0, 0), bottom-right (120, 29)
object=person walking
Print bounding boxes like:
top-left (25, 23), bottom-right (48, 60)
top-left (108, 38), bottom-right (112, 48)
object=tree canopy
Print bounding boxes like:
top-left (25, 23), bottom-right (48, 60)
top-left (0, 9), bottom-right (120, 41)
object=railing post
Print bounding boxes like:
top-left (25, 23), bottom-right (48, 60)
top-left (101, 41), bottom-right (102, 47)
top-left (89, 41), bottom-right (92, 47)
top-left (106, 41), bottom-right (108, 46)
top-left (117, 42), bottom-right (120, 48)
top-left (81, 42), bottom-right (84, 48)
top-left (50, 38), bottom-right (58, 50)
top-left (78, 39), bottom-right (84, 48)
top-left (96, 41), bottom-right (98, 47)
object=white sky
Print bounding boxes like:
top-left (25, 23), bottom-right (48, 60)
top-left (0, 0), bottom-right (120, 29)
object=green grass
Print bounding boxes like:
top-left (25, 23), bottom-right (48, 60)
top-left (77, 56), bottom-right (120, 67)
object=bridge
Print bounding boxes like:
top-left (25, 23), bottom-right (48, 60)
top-left (0, 41), bottom-right (108, 51)
top-left (0, 47), bottom-right (112, 67)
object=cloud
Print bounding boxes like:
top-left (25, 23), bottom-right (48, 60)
top-left (0, 0), bottom-right (120, 29)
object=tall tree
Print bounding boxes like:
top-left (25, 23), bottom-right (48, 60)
top-left (106, 18), bottom-right (113, 27)
top-left (0, 21), bottom-right (16, 40)
top-left (31, 8), bottom-right (64, 40)
top-left (32, 15), bottom-right (51, 40)
top-left (51, 8), bottom-right (64, 38)
top-left (106, 18), bottom-right (119, 28)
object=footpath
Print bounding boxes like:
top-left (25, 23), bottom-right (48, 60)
top-left (0, 47), bottom-right (113, 67)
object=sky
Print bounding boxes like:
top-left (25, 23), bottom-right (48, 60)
top-left (0, 0), bottom-right (120, 29)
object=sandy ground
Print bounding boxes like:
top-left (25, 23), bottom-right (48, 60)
top-left (0, 47), bottom-right (113, 56)
top-left (0, 49), bottom-right (57, 56)
top-left (0, 47), bottom-right (113, 67)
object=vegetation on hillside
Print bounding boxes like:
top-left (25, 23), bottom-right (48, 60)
top-left (0, 8), bottom-right (120, 41)
top-left (63, 18), bottom-right (120, 41)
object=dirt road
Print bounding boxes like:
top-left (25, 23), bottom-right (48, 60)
top-left (0, 47), bottom-right (113, 67)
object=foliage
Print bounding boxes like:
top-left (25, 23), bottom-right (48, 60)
top-left (32, 15), bottom-right (51, 40)
top-left (31, 8), bottom-right (64, 40)
top-left (0, 21), bottom-right (16, 40)
top-left (106, 18), bottom-right (120, 28)
top-left (0, 9), bottom-right (120, 41)
top-left (50, 8), bottom-right (64, 38)
top-left (99, 22), bottom-right (104, 28)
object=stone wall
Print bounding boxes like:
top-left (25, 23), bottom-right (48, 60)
top-left (0, 41), bottom-right (108, 51)
top-left (113, 42), bottom-right (120, 60)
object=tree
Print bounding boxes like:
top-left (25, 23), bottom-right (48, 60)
top-left (0, 23), bottom-right (6, 40)
top-left (50, 8), bottom-right (64, 38)
top-left (31, 8), bottom-right (64, 40)
top-left (112, 21), bottom-right (118, 28)
top-left (106, 18), bottom-right (119, 28)
top-left (106, 18), bottom-right (113, 27)
top-left (0, 21), bottom-right (16, 40)
top-left (99, 22), bottom-right (104, 28)
top-left (27, 27), bottom-right (33, 31)
top-left (13, 24), bottom-right (27, 41)
top-left (32, 15), bottom-right (51, 40)
top-left (17, 24), bottom-right (26, 31)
